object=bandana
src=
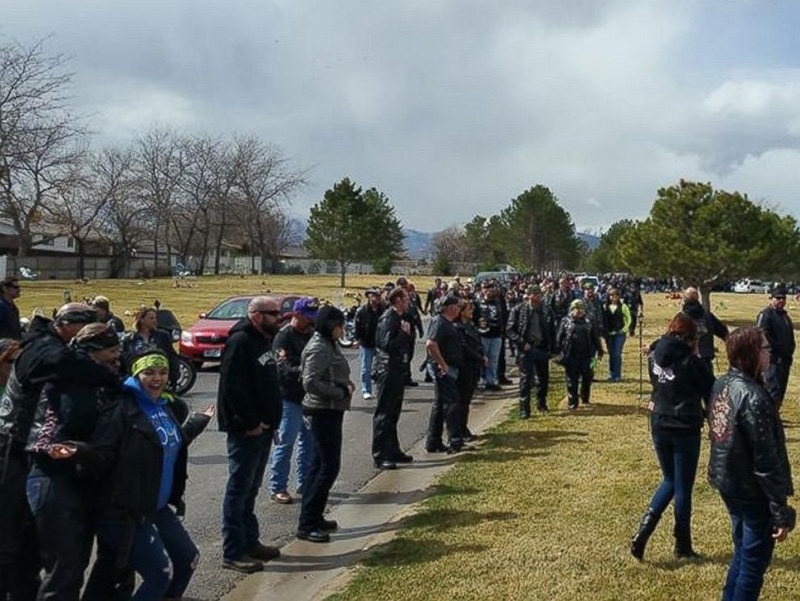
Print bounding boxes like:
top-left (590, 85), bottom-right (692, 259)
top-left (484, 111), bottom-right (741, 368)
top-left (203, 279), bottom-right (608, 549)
top-left (131, 353), bottom-right (170, 376)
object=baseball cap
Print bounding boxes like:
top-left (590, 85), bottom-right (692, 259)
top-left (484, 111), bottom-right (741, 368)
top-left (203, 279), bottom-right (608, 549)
top-left (293, 297), bottom-right (320, 320)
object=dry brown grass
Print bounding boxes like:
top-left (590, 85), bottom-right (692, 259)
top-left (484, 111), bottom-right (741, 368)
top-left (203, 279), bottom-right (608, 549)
top-left (327, 292), bottom-right (800, 601)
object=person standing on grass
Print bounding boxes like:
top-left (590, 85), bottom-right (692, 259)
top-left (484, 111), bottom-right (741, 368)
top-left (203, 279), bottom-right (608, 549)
top-left (756, 285), bottom-right (795, 407)
top-left (354, 289), bottom-right (383, 400)
top-left (268, 297), bottom-right (319, 505)
top-left (372, 287), bottom-right (414, 470)
top-left (297, 306), bottom-right (353, 543)
top-left (631, 313), bottom-right (714, 561)
top-left (218, 297), bottom-right (283, 573)
top-left (603, 288), bottom-right (631, 382)
top-left (425, 295), bottom-right (467, 454)
top-left (507, 285), bottom-right (553, 419)
top-left (708, 327), bottom-right (795, 600)
top-left (681, 287), bottom-right (728, 375)
top-left (556, 299), bottom-right (604, 410)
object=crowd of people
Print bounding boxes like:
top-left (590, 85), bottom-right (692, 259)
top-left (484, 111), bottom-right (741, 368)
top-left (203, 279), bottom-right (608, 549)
top-left (0, 271), bottom-right (796, 600)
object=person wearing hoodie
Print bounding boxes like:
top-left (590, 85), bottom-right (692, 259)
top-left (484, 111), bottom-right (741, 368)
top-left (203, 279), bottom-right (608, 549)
top-left (681, 287), bottom-right (728, 374)
top-left (217, 297), bottom-right (284, 573)
top-left (708, 327), bottom-right (795, 600)
top-left (0, 303), bottom-right (113, 601)
top-left (54, 348), bottom-right (213, 601)
top-left (297, 305), bottom-right (353, 543)
top-left (631, 313), bottom-right (715, 561)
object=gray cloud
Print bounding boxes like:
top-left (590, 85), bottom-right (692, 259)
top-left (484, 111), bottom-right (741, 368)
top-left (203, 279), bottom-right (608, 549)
top-left (4, 0), bottom-right (800, 232)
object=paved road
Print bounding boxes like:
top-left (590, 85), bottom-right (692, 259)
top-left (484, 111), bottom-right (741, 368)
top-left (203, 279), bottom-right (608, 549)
top-left (179, 341), bottom-right (437, 601)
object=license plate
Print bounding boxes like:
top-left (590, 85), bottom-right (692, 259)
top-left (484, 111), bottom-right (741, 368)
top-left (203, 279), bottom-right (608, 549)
top-left (203, 348), bottom-right (222, 358)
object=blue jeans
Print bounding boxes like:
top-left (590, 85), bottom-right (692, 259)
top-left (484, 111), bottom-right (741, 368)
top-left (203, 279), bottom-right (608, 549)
top-left (481, 337), bottom-right (502, 385)
top-left (648, 427), bottom-right (701, 540)
top-left (268, 400), bottom-right (313, 494)
top-left (606, 333), bottom-right (626, 380)
top-left (722, 499), bottom-right (775, 601)
top-left (360, 346), bottom-right (375, 394)
top-left (95, 507), bottom-right (199, 601)
top-left (299, 411), bottom-right (344, 532)
top-left (222, 431), bottom-right (272, 560)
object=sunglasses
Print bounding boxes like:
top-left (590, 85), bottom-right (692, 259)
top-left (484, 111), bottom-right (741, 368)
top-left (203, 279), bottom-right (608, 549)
top-left (256, 310), bottom-right (281, 316)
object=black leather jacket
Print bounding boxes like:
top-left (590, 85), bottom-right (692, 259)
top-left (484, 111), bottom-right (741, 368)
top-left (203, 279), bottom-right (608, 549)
top-left (707, 369), bottom-right (795, 528)
top-left (354, 303), bottom-right (382, 349)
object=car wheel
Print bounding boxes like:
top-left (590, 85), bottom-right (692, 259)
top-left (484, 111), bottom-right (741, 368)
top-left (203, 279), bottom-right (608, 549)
top-left (173, 356), bottom-right (198, 395)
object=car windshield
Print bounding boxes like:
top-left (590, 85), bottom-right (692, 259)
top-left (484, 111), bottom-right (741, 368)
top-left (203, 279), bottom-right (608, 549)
top-left (206, 298), bottom-right (251, 320)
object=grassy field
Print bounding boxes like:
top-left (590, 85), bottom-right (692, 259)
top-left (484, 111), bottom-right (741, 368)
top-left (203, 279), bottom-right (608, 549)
top-left (322, 291), bottom-right (800, 601)
top-left (13, 274), bottom-right (391, 330)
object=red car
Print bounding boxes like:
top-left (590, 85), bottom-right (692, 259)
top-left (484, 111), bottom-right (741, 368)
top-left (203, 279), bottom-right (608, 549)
top-left (179, 294), bottom-right (299, 366)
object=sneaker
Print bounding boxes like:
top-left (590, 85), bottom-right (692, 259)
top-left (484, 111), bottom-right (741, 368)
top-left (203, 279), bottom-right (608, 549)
top-left (222, 555), bottom-right (264, 574)
top-left (270, 491), bottom-right (293, 505)
top-left (247, 542), bottom-right (281, 562)
top-left (363, 392), bottom-right (373, 400)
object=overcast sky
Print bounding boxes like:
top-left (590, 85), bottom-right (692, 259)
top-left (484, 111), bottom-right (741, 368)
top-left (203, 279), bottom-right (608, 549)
top-left (4, 0), bottom-right (800, 233)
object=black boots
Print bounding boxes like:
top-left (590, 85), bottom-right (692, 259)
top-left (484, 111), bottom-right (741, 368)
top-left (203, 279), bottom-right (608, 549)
top-left (519, 400), bottom-right (531, 420)
top-left (674, 527), bottom-right (701, 560)
top-left (630, 508), bottom-right (659, 561)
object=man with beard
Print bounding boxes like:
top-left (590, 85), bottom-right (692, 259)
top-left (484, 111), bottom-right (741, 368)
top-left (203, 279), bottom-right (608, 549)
top-left (507, 285), bottom-right (553, 418)
top-left (218, 297), bottom-right (283, 573)
top-left (757, 285), bottom-right (795, 406)
top-left (681, 287), bottom-right (728, 374)
top-left (372, 287), bottom-right (415, 470)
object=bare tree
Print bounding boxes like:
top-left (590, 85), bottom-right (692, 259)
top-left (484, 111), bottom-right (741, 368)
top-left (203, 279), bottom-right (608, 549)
top-left (0, 39), bottom-right (86, 257)
top-left (232, 136), bottom-right (306, 274)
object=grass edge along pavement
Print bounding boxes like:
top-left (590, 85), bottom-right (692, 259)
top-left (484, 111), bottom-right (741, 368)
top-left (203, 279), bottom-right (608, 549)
top-left (327, 297), bottom-right (800, 601)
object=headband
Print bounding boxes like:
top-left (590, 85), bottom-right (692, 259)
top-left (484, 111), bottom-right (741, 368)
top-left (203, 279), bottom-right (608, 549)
top-left (131, 354), bottom-right (169, 376)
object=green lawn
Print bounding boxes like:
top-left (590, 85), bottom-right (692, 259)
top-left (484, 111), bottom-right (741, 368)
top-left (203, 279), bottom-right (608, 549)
top-left (326, 291), bottom-right (800, 601)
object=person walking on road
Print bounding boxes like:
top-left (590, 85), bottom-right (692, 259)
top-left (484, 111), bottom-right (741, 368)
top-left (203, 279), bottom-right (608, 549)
top-left (708, 327), bottom-right (795, 599)
top-left (354, 289), bottom-right (383, 400)
top-left (372, 287), bottom-right (415, 470)
top-left (218, 297), bottom-right (283, 573)
top-left (268, 297), bottom-right (319, 505)
top-left (297, 306), bottom-right (354, 543)
top-left (756, 285), bottom-right (795, 407)
top-left (631, 313), bottom-right (714, 561)
top-left (681, 287), bottom-right (728, 375)
top-left (425, 295), bottom-right (467, 454)
top-left (507, 285), bottom-right (553, 418)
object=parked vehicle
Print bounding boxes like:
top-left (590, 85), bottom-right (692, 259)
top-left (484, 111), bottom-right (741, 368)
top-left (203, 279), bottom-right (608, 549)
top-left (473, 270), bottom-right (520, 287)
top-left (732, 279), bottom-right (770, 294)
top-left (179, 294), bottom-right (299, 366)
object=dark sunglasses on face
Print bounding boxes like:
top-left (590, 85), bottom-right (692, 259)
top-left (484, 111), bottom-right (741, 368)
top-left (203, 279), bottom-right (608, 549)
top-left (255, 310), bottom-right (281, 316)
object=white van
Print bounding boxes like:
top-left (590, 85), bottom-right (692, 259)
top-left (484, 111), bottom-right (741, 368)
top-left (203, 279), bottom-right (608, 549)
top-left (733, 279), bottom-right (770, 294)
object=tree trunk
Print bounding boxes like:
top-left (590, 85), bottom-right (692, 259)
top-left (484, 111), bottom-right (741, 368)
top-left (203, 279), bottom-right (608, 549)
top-left (214, 220), bottom-right (226, 275)
top-left (199, 225), bottom-right (210, 275)
top-left (76, 238), bottom-right (85, 280)
top-left (699, 284), bottom-right (712, 312)
top-left (340, 262), bottom-right (346, 288)
top-left (16, 232), bottom-right (32, 258)
top-left (153, 222), bottom-right (160, 278)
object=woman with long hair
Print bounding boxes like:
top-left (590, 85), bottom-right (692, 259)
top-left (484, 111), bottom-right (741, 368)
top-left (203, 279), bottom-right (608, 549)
top-left (120, 307), bottom-right (179, 388)
top-left (708, 327), bottom-right (795, 599)
top-left (631, 313), bottom-right (714, 560)
top-left (602, 288), bottom-right (631, 382)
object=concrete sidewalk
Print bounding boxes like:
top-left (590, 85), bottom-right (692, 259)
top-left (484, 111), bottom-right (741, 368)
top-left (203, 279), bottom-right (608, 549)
top-left (222, 390), bottom-right (514, 601)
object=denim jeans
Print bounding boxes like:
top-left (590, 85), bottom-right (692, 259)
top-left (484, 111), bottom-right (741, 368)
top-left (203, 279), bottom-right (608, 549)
top-left (606, 333), bottom-right (626, 380)
top-left (95, 507), bottom-right (199, 601)
top-left (268, 400), bottom-right (313, 494)
top-left (222, 431), bottom-right (272, 560)
top-left (481, 337), bottom-right (502, 385)
top-left (26, 469), bottom-right (94, 601)
top-left (722, 499), bottom-right (775, 601)
top-left (360, 346), bottom-right (375, 394)
top-left (299, 411), bottom-right (344, 532)
top-left (648, 427), bottom-right (701, 540)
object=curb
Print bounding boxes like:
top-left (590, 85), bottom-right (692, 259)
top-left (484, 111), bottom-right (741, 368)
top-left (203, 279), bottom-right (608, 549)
top-left (221, 389), bottom-right (515, 601)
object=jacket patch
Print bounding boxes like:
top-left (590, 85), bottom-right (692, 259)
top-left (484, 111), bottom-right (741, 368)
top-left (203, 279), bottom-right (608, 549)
top-left (709, 384), bottom-right (733, 443)
top-left (652, 362), bottom-right (675, 383)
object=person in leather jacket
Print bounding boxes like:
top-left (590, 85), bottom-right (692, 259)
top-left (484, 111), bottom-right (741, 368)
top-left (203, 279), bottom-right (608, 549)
top-left (60, 348), bottom-right (213, 601)
top-left (455, 299), bottom-right (485, 441)
top-left (708, 326), bottom-right (795, 600)
top-left (756, 285), bottom-right (795, 407)
top-left (556, 300), bottom-right (604, 410)
top-left (354, 289), bottom-right (383, 400)
top-left (631, 313), bottom-right (714, 561)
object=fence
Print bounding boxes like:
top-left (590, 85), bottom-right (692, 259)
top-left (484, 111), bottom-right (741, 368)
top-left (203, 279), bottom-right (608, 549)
top-left (1, 255), bottom-right (172, 281)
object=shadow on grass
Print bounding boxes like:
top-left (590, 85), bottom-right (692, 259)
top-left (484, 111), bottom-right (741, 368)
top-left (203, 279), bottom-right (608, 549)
top-left (400, 507), bottom-right (518, 533)
top-left (569, 402), bottom-right (649, 418)
top-left (485, 429), bottom-right (589, 451)
top-left (361, 538), bottom-right (488, 568)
